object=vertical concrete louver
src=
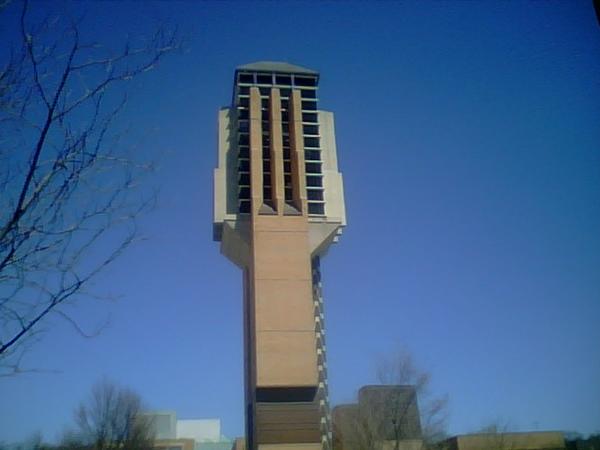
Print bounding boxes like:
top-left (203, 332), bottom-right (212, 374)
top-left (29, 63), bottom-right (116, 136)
top-left (312, 257), bottom-right (332, 450)
top-left (214, 62), bottom-right (346, 450)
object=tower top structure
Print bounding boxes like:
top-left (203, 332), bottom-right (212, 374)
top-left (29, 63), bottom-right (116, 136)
top-left (214, 61), bottom-right (346, 268)
top-left (236, 61), bottom-right (319, 75)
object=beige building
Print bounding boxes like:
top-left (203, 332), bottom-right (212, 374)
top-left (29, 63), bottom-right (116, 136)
top-left (154, 438), bottom-right (195, 450)
top-left (332, 385), bottom-right (424, 450)
top-left (214, 62), bottom-right (346, 450)
top-left (142, 411), bottom-right (233, 450)
top-left (331, 386), bottom-right (565, 450)
top-left (440, 432), bottom-right (566, 450)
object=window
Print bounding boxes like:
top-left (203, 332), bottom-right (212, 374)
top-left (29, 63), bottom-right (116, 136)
top-left (239, 173), bottom-right (250, 186)
top-left (239, 200), bottom-right (251, 213)
top-left (238, 120), bottom-right (249, 133)
top-left (305, 149), bottom-right (320, 161)
top-left (238, 109), bottom-right (249, 120)
top-left (257, 73), bottom-right (272, 84)
top-left (303, 124), bottom-right (319, 135)
top-left (307, 190), bottom-right (324, 201)
top-left (239, 187), bottom-right (250, 199)
top-left (301, 89), bottom-right (317, 99)
top-left (239, 147), bottom-right (249, 158)
top-left (302, 101), bottom-right (317, 111)
top-left (302, 112), bottom-right (318, 123)
top-left (238, 160), bottom-right (249, 171)
top-left (239, 73), bottom-right (254, 84)
top-left (304, 137), bottom-right (320, 148)
top-left (238, 134), bottom-right (249, 146)
top-left (276, 75), bottom-right (292, 85)
top-left (294, 76), bottom-right (317, 87)
top-left (308, 203), bottom-right (325, 215)
top-left (305, 162), bottom-right (322, 173)
top-left (306, 175), bottom-right (323, 187)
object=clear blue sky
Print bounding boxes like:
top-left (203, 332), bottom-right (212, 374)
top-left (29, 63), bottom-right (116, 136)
top-left (1, 0), bottom-right (599, 444)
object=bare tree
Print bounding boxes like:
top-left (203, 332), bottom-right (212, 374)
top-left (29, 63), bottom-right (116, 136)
top-left (566, 433), bottom-right (600, 450)
top-left (0, 431), bottom-right (53, 449)
top-left (62, 379), bottom-right (155, 450)
top-left (334, 350), bottom-right (448, 450)
top-left (334, 402), bottom-right (383, 450)
top-left (0, 0), bottom-right (179, 375)
top-left (376, 350), bottom-right (448, 448)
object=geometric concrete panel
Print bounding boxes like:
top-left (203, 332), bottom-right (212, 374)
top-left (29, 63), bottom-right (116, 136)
top-left (256, 330), bottom-right (318, 387)
top-left (254, 279), bottom-right (315, 332)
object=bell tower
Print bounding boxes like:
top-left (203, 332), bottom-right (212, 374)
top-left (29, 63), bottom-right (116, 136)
top-left (214, 62), bottom-right (346, 450)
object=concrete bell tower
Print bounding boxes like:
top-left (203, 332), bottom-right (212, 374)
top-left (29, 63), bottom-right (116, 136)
top-left (213, 62), bottom-right (346, 450)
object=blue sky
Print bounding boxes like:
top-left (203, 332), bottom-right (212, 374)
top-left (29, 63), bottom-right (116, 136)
top-left (1, 0), bottom-right (599, 443)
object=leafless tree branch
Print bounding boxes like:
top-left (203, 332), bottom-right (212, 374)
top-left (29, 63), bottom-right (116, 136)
top-left (335, 349), bottom-right (448, 450)
top-left (0, 0), bottom-right (181, 375)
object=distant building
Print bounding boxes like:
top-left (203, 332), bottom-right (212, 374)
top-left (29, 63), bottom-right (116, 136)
top-left (232, 438), bottom-right (246, 450)
top-left (154, 438), bottom-right (195, 450)
top-left (142, 411), bottom-right (233, 450)
top-left (332, 385), bottom-right (423, 450)
top-left (440, 432), bottom-right (566, 450)
top-left (332, 386), bottom-right (565, 450)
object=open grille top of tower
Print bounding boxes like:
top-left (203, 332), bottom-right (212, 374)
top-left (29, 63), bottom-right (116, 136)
top-left (233, 63), bottom-right (325, 216)
top-left (214, 60), bottom-right (346, 261)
